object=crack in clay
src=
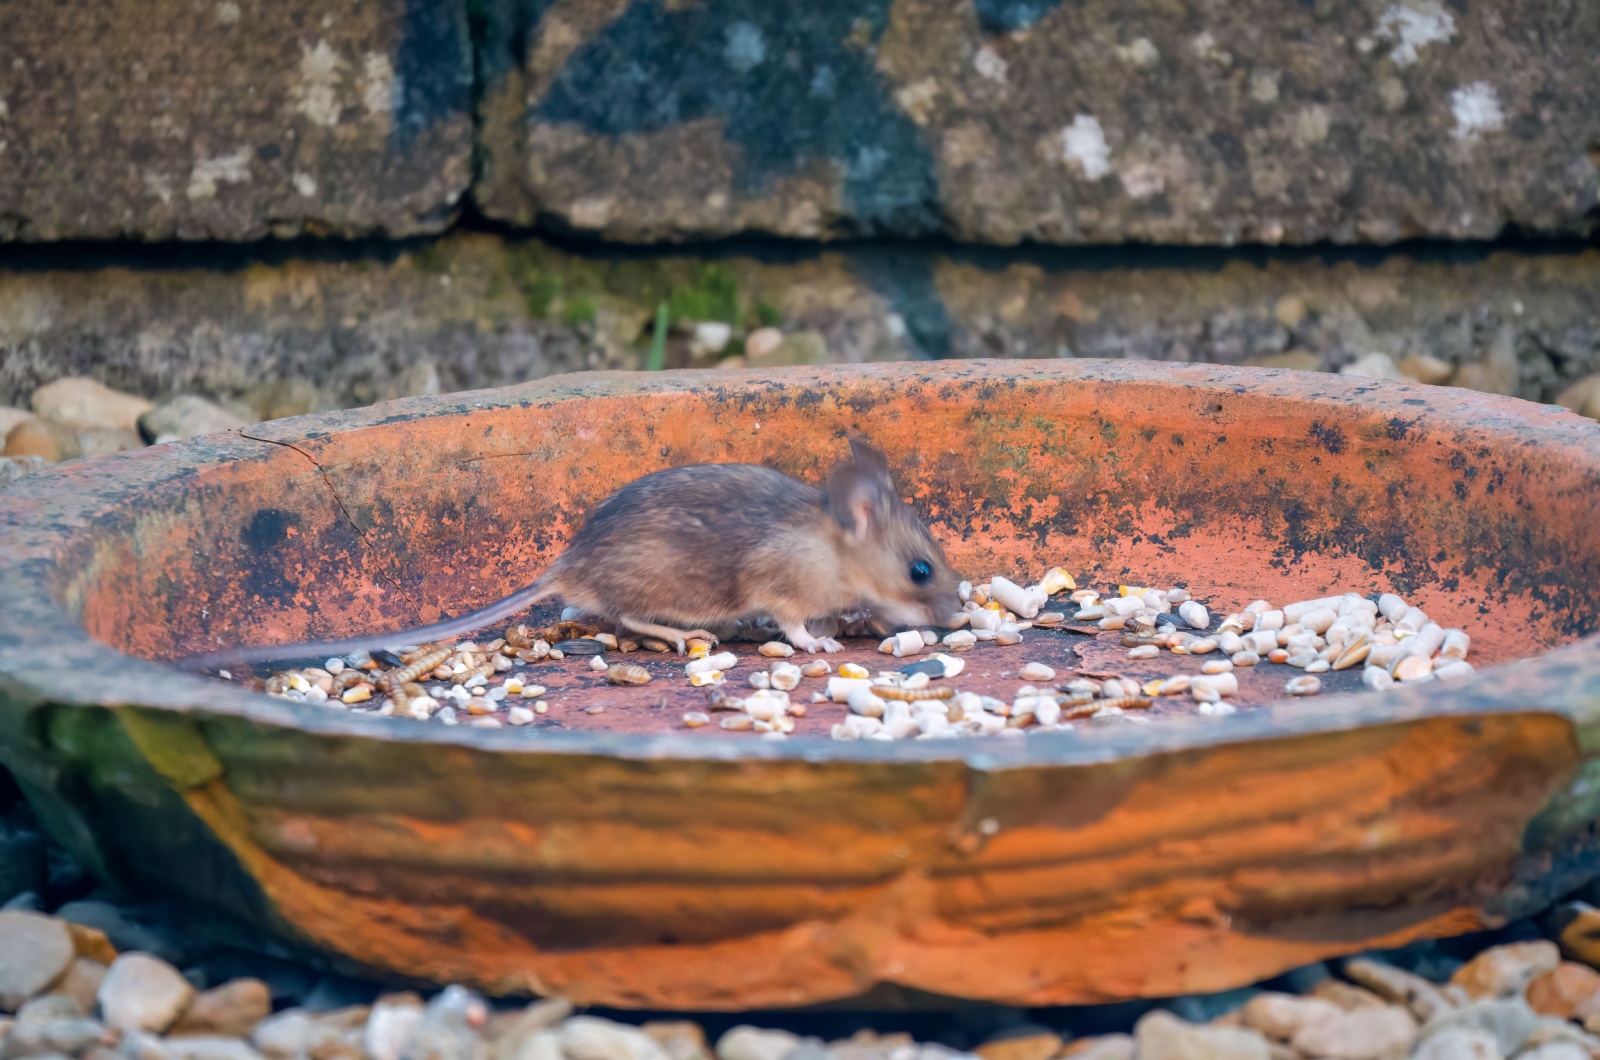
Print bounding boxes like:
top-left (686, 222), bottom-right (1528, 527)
top-left (238, 428), bottom-right (420, 618)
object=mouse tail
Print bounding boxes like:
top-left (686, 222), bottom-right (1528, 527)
top-left (174, 572), bottom-right (565, 674)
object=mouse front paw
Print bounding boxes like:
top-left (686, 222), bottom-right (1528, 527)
top-left (810, 637), bottom-right (843, 653)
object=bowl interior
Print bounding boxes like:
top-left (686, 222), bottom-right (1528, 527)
top-left (60, 364), bottom-right (1600, 694)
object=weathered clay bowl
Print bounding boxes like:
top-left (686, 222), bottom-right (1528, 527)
top-left (3, 361), bottom-right (1600, 1011)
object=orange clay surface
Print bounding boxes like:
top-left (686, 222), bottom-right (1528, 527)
top-left (2, 361), bottom-right (1599, 1010)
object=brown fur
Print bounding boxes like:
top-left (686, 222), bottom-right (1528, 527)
top-left (179, 441), bottom-right (962, 668)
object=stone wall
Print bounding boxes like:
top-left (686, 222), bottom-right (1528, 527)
top-left (2, 0), bottom-right (1599, 454)
top-left (4, 235), bottom-right (1599, 412)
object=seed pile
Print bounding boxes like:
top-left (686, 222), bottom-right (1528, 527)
top-left (236, 568), bottom-right (1474, 739)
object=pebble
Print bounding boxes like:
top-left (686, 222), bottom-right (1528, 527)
top-left (98, 953), bottom-right (196, 1033)
top-left (1132, 1010), bottom-right (1269, 1059)
top-left (31, 377), bottom-right (154, 433)
top-left (1289, 1005), bottom-right (1416, 1059)
top-left (1528, 963), bottom-right (1600, 1020)
top-left (715, 1026), bottom-right (801, 1060)
top-left (1452, 941), bottom-right (1561, 999)
top-left (562, 1016), bottom-right (673, 1060)
top-left (1240, 993), bottom-right (1342, 1041)
top-left (363, 994), bottom-right (425, 1060)
top-left (1416, 998), bottom-right (1538, 1058)
top-left (137, 396), bottom-right (250, 444)
top-left (171, 978), bottom-right (272, 1037)
top-left (0, 910), bottom-right (76, 1011)
top-left (1410, 1029), bottom-right (1502, 1059)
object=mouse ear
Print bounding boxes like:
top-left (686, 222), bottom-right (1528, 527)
top-left (829, 450), bottom-right (893, 542)
top-left (847, 439), bottom-right (892, 484)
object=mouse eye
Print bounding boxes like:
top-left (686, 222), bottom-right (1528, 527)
top-left (909, 559), bottom-right (933, 585)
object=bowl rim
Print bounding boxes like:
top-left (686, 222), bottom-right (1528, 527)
top-left (3, 358), bottom-right (1599, 767)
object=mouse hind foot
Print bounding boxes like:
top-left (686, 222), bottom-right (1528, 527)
top-left (618, 617), bottom-right (720, 655)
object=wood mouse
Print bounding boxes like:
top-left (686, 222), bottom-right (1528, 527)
top-left (179, 440), bottom-right (962, 670)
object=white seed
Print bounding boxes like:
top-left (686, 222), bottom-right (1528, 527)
top-left (688, 670), bottom-right (723, 687)
top-left (970, 609), bottom-right (1003, 631)
top-left (1106, 596), bottom-right (1143, 617)
top-left (1178, 601), bottom-right (1210, 629)
top-left (1039, 567), bottom-right (1076, 596)
top-left (1393, 654), bottom-right (1434, 682)
top-left (1198, 701), bottom-right (1238, 716)
top-left (1202, 659), bottom-right (1233, 675)
top-left (1283, 597), bottom-right (1342, 623)
top-left (1434, 660), bottom-right (1475, 681)
top-left (1243, 599), bottom-right (1271, 615)
top-left (996, 628), bottom-right (1024, 645)
top-left (890, 630), bottom-right (925, 657)
top-left (325, 658), bottom-right (345, 675)
top-left (1408, 622), bottom-right (1446, 659)
top-left (1394, 607), bottom-right (1428, 634)
top-left (749, 671), bottom-right (771, 690)
top-left (1230, 651), bottom-right (1260, 667)
top-left (1367, 642), bottom-right (1403, 669)
top-left (720, 714), bottom-right (753, 731)
top-left (1439, 629), bottom-right (1471, 660)
top-left (1097, 615), bottom-right (1127, 631)
top-left (760, 641), bottom-right (795, 658)
top-left (1020, 662), bottom-right (1057, 681)
top-left (828, 677), bottom-right (873, 702)
top-left (519, 683), bottom-right (547, 699)
top-left (1218, 632), bottom-right (1245, 655)
top-left (903, 671), bottom-right (931, 690)
top-left (958, 580), bottom-right (973, 602)
top-left (1362, 668), bottom-right (1394, 691)
top-left (534, 700), bottom-right (548, 714)
top-left (1074, 604), bottom-right (1110, 620)
top-left (508, 706), bottom-right (535, 726)
top-left (1244, 631), bottom-right (1278, 655)
top-left (1332, 641), bottom-right (1371, 670)
top-left (1253, 610), bottom-right (1285, 632)
top-left (990, 575), bottom-right (1047, 618)
top-left (1034, 700), bottom-right (1062, 726)
top-left (1304, 659), bottom-right (1330, 673)
top-left (588, 655), bottom-right (608, 672)
top-left (1286, 675), bottom-right (1322, 696)
top-left (942, 629), bottom-right (977, 651)
top-left (1378, 593), bottom-right (1409, 623)
top-left (769, 663), bottom-right (802, 691)
top-left (1188, 638), bottom-right (1219, 654)
top-left (1286, 653), bottom-right (1318, 668)
top-left (1128, 644), bottom-right (1159, 660)
top-left (1167, 588), bottom-right (1191, 603)
top-left (928, 653), bottom-right (965, 678)
top-left (1191, 679), bottom-right (1221, 703)
top-left (1070, 589), bottom-right (1100, 604)
top-left (1300, 607), bottom-right (1338, 634)
top-left (800, 660), bottom-right (832, 677)
top-left (686, 652), bottom-right (738, 675)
